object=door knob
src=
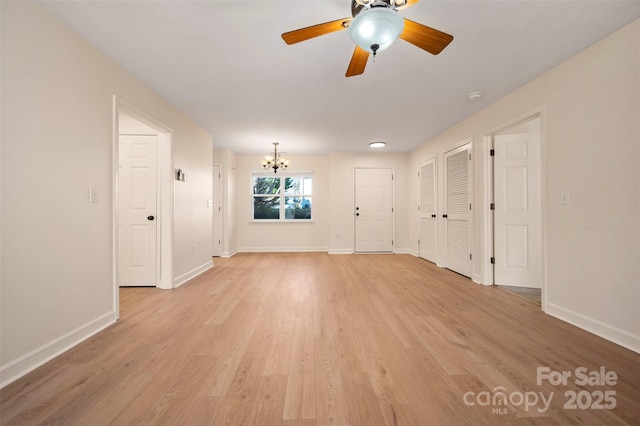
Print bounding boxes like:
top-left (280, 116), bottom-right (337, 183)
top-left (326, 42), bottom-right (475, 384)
top-left (432, 214), bottom-right (436, 218)
top-left (147, 215), bottom-right (155, 221)
top-left (443, 214), bottom-right (448, 218)
top-left (356, 207), bottom-right (359, 210)
top-left (356, 213), bottom-right (360, 216)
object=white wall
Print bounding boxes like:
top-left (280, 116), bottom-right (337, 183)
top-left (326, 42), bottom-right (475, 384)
top-left (1, 2), bottom-right (212, 386)
top-left (410, 19), bottom-right (640, 352)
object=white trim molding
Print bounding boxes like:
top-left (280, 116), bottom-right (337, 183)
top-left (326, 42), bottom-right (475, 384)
top-left (221, 248), bottom-right (238, 258)
top-left (0, 311), bottom-right (116, 388)
top-left (395, 248), bottom-right (415, 256)
top-left (238, 246), bottom-right (328, 253)
top-left (328, 249), bottom-right (354, 255)
top-left (546, 303), bottom-right (640, 354)
top-left (173, 261), bottom-right (214, 288)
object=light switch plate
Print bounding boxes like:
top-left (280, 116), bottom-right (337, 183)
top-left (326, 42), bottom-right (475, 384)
top-left (89, 187), bottom-right (98, 203)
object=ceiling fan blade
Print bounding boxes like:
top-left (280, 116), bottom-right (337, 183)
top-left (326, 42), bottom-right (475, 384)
top-left (346, 45), bottom-right (370, 77)
top-left (399, 19), bottom-right (453, 55)
top-left (282, 18), bottom-right (352, 45)
top-left (394, 0), bottom-right (421, 11)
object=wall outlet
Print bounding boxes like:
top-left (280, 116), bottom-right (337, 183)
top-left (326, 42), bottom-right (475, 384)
top-left (561, 192), bottom-right (571, 205)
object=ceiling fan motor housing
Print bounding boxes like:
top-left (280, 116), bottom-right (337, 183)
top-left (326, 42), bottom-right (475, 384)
top-left (351, 0), bottom-right (400, 18)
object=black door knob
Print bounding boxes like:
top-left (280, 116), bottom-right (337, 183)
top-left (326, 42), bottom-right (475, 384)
top-left (431, 214), bottom-right (436, 218)
top-left (443, 214), bottom-right (448, 218)
top-left (356, 207), bottom-right (359, 210)
top-left (356, 213), bottom-right (360, 216)
top-left (147, 215), bottom-right (155, 221)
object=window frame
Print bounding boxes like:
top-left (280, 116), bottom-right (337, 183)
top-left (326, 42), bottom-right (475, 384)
top-left (251, 171), bottom-right (313, 222)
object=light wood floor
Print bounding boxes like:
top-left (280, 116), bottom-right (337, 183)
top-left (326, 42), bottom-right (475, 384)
top-left (1, 253), bottom-right (639, 425)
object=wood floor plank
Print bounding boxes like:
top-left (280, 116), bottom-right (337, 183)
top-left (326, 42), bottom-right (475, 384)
top-left (282, 304), bottom-right (316, 420)
top-left (252, 375), bottom-right (288, 426)
top-left (262, 280), bottom-right (299, 377)
top-left (1, 253), bottom-right (639, 425)
top-left (313, 337), bottom-right (349, 426)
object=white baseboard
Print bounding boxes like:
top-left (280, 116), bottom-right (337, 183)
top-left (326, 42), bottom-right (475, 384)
top-left (0, 311), bottom-right (116, 388)
top-left (546, 302), bottom-right (640, 354)
top-left (237, 247), bottom-right (328, 253)
top-left (328, 249), bottom-right (354, 255)
top-left (395, 248), bottom-right (417, 256)
top-left (221, 248), bottom-right (238, 258)
top-left (472, 272), bottom-right (491, 286)
top-left (173, 261), bottom-right (213, 288)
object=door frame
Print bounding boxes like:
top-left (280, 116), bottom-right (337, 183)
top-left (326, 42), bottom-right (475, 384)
top-left (483, 107), bottom-right (547, 310)
top-left (112, 96), bottom-right (174, 318)
top-left (212, 164), bottom-right (223, 257)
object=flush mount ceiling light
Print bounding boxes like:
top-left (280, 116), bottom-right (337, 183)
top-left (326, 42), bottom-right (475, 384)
top-left (261, 142), bottom-right (289, 173)
top-left (348, 4), bottom-right (404, 56)
top-left (369, 141), bottom-right (386, 148)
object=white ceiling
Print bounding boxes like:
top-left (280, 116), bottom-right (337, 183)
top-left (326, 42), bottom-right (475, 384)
top-left (42, 0), bottom-right (640, 154)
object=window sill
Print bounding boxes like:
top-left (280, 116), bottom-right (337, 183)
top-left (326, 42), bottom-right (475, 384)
top-left (250, 219), bottom-right (315, 223)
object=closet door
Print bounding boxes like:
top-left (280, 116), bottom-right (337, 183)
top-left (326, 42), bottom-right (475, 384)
top-left (419, 158), bottom-right (437, 263)
top-left (443, 143), bottom-right (471, 277)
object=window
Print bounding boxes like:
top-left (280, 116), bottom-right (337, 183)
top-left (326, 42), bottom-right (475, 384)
top-left (252, 173), bottom-right (312, 220)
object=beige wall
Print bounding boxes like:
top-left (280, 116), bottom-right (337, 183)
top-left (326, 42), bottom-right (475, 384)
top-left (410, 19), bottom-right (640, 352)
top-left (1, 2), bottom-right (213, 385)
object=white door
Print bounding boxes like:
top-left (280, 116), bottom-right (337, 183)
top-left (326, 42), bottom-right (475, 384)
top-left (444, 144), bottom-right (472, 277)
top-left (494, 131), bottom-right (541, 288)
top-left (354, 168), bottom-right (393, 253)
top-left (119, 135), bottom-right (158, 287)
top-left (419, 158), bottom-right (437, 262)
top-left (212, 164), bottom-right (222, 257)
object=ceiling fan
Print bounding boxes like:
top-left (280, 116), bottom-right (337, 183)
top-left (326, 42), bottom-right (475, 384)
top-left (281, 0), bottom-right (453, 77)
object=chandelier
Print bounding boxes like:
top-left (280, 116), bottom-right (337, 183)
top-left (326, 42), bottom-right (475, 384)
top-left (261, 142), bottom-right (289, 174)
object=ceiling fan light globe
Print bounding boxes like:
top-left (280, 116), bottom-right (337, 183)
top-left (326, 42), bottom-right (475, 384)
top-left (349, 7), bottom-right (404, 53)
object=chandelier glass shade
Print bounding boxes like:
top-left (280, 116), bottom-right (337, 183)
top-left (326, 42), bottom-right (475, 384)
top-left (261, 142), bottom-right (289, 173)
top-left (348, 7), bottom-right (405, 54)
